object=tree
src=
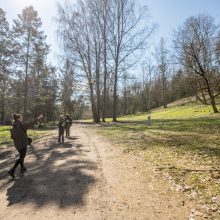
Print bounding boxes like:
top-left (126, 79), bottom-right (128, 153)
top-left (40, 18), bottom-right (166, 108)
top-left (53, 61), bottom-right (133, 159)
top-left (155, 38), bottom-right (169, 108)
top-left (57, 0), bottom-right (101, 122)
top-left (174, 14), bottom-right (220, 113)
top-left (0, 8), bottom-right (12, 121)
top-left (57, 0), bottom-right (154, 123)
top-left (122, 72), bottom-right (129, 115)
top-left (59, 59), bottom-right (75, 116)
top-left (0, 7), bottom-right (58, 124)
top-left (12, 6), bottom-right (46, 118)
top-left (87, 0), bottom-right (112, 122)
top-left (170, 69), bottom-right (194, 101)
top-left (108, 0), bottom-right (154, 121)
top-left (100, 0), bottom-right (110, 122)
top-left (141, 60), bottom-right (154, 113)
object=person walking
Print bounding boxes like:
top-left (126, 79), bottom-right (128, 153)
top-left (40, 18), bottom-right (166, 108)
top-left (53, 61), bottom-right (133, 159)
top-left (64, 114), bottom-right (72, 138)
top-left (58, 116), bottom-right (65, 143)
top-left (8, 113), bottom-right (43, 178)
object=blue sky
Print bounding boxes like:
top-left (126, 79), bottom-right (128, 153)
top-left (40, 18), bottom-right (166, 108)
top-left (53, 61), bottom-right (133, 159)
top-left (144, 0), bottom-right (220, 42)
top-left (0, 0), bottom-right (220, 66)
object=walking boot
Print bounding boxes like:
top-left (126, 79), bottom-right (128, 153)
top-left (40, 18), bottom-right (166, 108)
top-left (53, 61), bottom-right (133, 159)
top-left (8, 169), bottom-right (15, 178)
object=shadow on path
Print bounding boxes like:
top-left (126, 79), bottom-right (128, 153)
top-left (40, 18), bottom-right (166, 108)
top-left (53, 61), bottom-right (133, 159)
top-left (0, 147), bottom-right (14, 182)
top-left (3, 136), bottom-right (96, 208)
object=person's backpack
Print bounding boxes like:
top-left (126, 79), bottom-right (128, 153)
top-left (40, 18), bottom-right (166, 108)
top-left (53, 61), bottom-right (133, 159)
top-left (65, 119), bottom-right (70, 127)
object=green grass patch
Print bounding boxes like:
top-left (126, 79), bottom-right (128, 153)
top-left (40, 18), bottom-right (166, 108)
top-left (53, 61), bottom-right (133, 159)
top-left (118, 104), bottom-right (220, 121)
top-left (92, 101), bottom-right (220, 208)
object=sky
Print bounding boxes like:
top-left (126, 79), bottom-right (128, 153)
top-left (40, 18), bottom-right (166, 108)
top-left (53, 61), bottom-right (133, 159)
top-left (0, 0), bottom-right (220, 66)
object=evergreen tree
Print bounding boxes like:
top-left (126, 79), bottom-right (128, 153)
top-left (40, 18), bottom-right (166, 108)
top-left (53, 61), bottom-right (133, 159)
top-left (60, 59), bottom-right (75, 116)
top-left (0, 8), bottom-right (12, 121)
top-left (12, 6), bottom-right (45, 118)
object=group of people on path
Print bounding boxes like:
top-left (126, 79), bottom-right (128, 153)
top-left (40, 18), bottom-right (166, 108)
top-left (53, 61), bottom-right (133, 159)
top-left (58, 114), bottom-right (73, 143)
top-left (7, 113), bottom-right (72, 178)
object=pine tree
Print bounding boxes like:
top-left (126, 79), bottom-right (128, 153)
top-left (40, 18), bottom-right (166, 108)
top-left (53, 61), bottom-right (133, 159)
top-left (60, 59), bottom-right (74, 116)
top-left (12, 6), bottom-right (45, 118)
top-left (0, 8), bottom-right (12, 121)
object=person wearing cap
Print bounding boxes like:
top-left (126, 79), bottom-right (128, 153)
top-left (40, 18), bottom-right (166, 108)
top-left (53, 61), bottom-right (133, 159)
top-left (64, 114), bottom-right (72, 138)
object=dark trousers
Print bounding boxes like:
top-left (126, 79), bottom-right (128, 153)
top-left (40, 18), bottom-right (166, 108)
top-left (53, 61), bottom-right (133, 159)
top-left (12, 147), bottom-right (27, 171)
top-left (66, 126), bottom-right (70, 137)
top-left (58, 129), bottom-right (64, 142)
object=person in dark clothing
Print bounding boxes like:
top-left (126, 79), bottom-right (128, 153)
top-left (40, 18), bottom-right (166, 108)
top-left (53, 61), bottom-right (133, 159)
top-left (58, 116), bottom-right (65, 143)
top-left (64, 114), bottom-right (72, 138)
top-left (8, 113), bottom-right (43, 178)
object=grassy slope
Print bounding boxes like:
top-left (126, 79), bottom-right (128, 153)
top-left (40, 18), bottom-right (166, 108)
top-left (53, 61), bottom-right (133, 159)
top-left (95, 98), bottom-right (220, 213)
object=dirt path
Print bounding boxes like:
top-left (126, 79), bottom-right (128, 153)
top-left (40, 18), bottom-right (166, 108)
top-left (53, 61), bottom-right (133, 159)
top-left (0, 123), bottom-right (197, 220)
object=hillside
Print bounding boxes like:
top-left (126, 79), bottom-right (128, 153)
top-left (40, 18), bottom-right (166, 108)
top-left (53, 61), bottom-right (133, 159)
top-left (118, 96), bottom-right (220, 121)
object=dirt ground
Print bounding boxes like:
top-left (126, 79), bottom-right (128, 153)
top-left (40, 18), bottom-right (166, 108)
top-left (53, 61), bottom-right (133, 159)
top-left (0, 123), bottom-right (199, 220)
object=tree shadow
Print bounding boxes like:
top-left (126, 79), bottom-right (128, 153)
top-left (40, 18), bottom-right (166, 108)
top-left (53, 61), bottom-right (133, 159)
top-left (2, 136), bottom-right (96, 208)
top-left (93, 119), bottom-right (220, 159)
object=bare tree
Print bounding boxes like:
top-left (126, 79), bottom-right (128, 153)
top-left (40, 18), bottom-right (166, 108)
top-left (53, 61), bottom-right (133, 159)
top-left (57, 0), bottom-right (154, 122)
top-left (108, 0), bottom-right (154, 121)
top-left (174, 14), bottom-right (220, 113)
top-left (155, 38), bottom-right (169, 108)
top-left (57, 0), bottom-right (101, 122)
top-left (87, 0), bottom-right (111, 122)
top-left (141, 60), bottom-right (154, 113)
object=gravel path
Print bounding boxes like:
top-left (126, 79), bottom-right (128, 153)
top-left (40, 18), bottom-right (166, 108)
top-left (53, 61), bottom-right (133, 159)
top-left (0, 123), bottom-right (196, 219)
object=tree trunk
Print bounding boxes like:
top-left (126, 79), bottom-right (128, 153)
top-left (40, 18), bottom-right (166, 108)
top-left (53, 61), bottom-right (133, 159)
top-left (17, 93), bottom-right (20, 114)
top-left (204, 77), bottom-right (218, 113)
top-left (188, 73), bottom-right (208, 105)
top-left (102, 70), bottom-right (107, 122)
top-left (148, 67), bottom-right (152, 114)
top-left (112, 1), bottom-right (122, 123)
top-left (1, 95), bottom-right (4, 122)
top-left (1, 82), bottom-right (6, 121)
top-left (23, 29), bottom-right (31, 119)
top-left (124, 90), bottom-right (127, 115)
top-left (210, 96), bottom-right (218, 113)
top-left (113, 63), bottom-right (118, 122)
top-left (162, 75), bottom-right (167, 108)
top-left (89, 82), bottom-right (98, 123)
top-left (95, 43), bottom-right (101, 123)
top-left (45, 75), bottom-right (49, 125)
top-left (102, 13), bottom-right (107, 122)
top-left (196, 76), bottom-right (208, 105)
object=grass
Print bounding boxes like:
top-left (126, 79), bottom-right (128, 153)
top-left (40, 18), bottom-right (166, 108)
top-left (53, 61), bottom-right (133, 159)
top-left (119, 103), bottom-right (220, 121)
top-left (92, 99), bottom-right (220, 212)
top-left (0, 125), bottom-right (55, 146)
top-left (83, 100), bottom-right (220, 123)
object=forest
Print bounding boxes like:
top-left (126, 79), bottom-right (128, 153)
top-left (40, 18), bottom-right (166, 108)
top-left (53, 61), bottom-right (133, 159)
top-left (0, 0), bottom-right (220, 124)
top-left (1, 0), bottom-right (220, 219)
